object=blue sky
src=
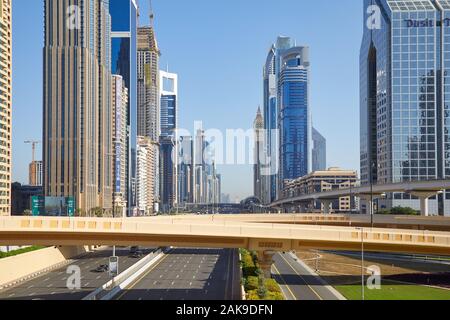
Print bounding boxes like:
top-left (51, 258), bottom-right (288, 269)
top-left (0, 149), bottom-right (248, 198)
top-left (12, 0), bottom-right (363, 202)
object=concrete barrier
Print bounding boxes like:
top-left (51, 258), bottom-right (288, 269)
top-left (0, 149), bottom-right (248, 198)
top-left (0, 246), bottom-right (93, 289)
top-left (84, 248), bottom-right (170, 301)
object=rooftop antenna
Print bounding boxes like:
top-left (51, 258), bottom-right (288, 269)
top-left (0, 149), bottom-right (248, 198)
top-left (149, 0), bottom-right (154, 26)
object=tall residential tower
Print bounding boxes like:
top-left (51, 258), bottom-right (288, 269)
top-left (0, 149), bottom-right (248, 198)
top-left (43, 0), bottom-right (113, 213)
top-left (0, 0), bottom-right (11, 216)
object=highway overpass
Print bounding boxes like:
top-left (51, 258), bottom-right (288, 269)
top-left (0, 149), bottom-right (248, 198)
top-left (0, 215), bottom-right (449, 276)
top-left (272, 179), bottom-right (450, 216)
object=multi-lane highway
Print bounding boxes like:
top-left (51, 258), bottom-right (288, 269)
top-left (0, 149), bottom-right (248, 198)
top-left (273, 253), bottom-right (344, 300)
top-left (0, 247), bottom-right (155, 300)
top-left (117, 248), bottom-right (241, 300)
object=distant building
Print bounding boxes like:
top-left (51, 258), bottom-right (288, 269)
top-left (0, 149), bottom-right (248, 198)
top-left (136, 136), bottom-right (159, 215)
top-left (11, 183), bottom-right (43, 216)
top-left (312, 128), bottom-right (327, 172)
top-left (283, 168), bottom-right (358, 213)
top-left (29, 161), bottom-right (43, 187)
top-left (253, 107), bottom-right (264, 202)
top-left (112, 75), bottom-right (129, 217)
top-left (159, 70), bottom-right (178, 212)
top-left (178, 136), bottom-right (194, 206)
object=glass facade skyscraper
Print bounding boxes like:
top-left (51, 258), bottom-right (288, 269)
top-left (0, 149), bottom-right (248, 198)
top-left (278, 46), bottom-right (311, 187)
top-left (312, 127), bottom-right (327, 172)
top-left (361, 0), bottom-right (450, 215)
top-left (109, 0), bottom-right (138, 214)
top-left (159, 71), bottom-right (178, 212)
top-left (263, 37), bottom-right (312, 203)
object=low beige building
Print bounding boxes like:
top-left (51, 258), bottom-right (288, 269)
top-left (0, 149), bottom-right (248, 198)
top-left (283, 168), bottom-right (358, 213)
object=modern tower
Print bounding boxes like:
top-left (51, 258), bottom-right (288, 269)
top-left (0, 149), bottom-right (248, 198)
top-left (29, 161), bottom-right (43, 187)
top-left (0, 0), bottom-right (11, 216)
top-left (278, 45), bottom-right (312, 189)
top-left (312, 127), bottom-right (327, 172)
top-left (263, 37), bottom-right (312, 203)
top-left (136, 7), bottom-right (161, 214)
top-left (253, 107), bottom-right (264, 201)
top-left (361, 0), bottom-right (450, 215)
top-left (43, 0), bottom-right (113, 214)
top-left (109, 0), bottom-right (138, 215)
top-left (112, 75), bottom-right (128, 216)
top-left (159, 70), bottom-right (178, 212)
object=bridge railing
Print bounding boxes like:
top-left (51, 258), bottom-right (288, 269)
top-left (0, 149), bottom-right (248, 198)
top-left (1, 216), bottom-right (450, 251)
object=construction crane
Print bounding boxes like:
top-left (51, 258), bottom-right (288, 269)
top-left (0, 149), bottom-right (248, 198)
top-left (24, 140), bottom-right (41, 163)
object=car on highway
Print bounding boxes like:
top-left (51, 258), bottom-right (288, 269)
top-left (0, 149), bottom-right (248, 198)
top-left (93, 264), bottom-right (109, 273)
top-left (130, 250), bottom-right (144, 259)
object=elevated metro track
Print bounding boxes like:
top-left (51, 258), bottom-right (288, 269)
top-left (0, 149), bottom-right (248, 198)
top-left (0, 216), bottom-right (449, 256)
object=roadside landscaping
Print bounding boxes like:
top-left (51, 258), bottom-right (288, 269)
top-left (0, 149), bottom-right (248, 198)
top-left (0, 246), bottom-right (45, 259)
top-left (240, 249), bottom-right (284, 300)
top-left (296, 250), bottom-right (450, 300)
top-left (336, 280), bottom-right (450, 300)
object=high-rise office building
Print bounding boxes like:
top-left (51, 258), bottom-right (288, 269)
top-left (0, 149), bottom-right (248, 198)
top-left (193, 129), bottom-right (206, 204)
top-left (29, 161), bottom-right (43, 187)
top-left (109, 0), bottom-right (138, 214)
top-left (278, 45), bottom-right (311, 189)
top-left (136, 136), bottom-right (159, 215)
top-left (361, 0), bottom-right (450, 215)
top-left (263, 37), bottom-right (312, 203)
top-left (0, 0), bottom-right (11, 216)
top-left (312, 127), bottom-right (327, 172)
top-left (253, 107), bottom-right (264, 201)
top-left (43, 0), bottom-right (113, 213)
top-left (159, 71), bottom-right (178, 212)
top-left (178, 136), bottom-right (194, 206)
top-left (112, 75), bottom-right (128, 216)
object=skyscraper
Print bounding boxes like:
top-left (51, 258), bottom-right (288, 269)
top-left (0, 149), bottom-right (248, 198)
top-left (43, 0), bottom-right (113, 213)
top-left (137, 25), bottom-right (160, 140)
top-left (361, 0), bottom-right (450, 215)
top-left (253, 107), bottom-right (264, 201)
top-left (136, 11), bottom-right (161, 214)
top-left (0, 0), bottom-right (11, 216)
top-left (263, 37), bottom-right (312, 203)
top-left (109, 0), bottom-right (138, 214)
top-left (178, 136), bottom-right (194, 206)
top-left (278, 45), bottom-right (311, 189)
top-left (159, 70), bottom-right (178, 212)
top-left (312, 127), bottom-right (327, 172)
top-left (112, 75), bottom-right (128, 216)
top-left (136, 136), bottom-right (159, 215)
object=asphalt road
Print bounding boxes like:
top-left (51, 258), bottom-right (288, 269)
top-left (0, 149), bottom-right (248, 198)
top-left (117, 248), bottom-right (241, 300)
top-left (272, 253), bottom-right (342, 301)
top-left (0, 247), bottom-right (155, 300)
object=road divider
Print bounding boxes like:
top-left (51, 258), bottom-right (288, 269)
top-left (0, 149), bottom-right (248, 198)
top-left (83, 247), bottom-right (171, 301)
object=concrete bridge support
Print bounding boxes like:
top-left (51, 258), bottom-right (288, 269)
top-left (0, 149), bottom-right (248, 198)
top-left (411, 191), bottom-right (441, 217)
top-left (257, 251), bottom-right (276, 278)
top-left (321, 200), bottom-right (332, 214)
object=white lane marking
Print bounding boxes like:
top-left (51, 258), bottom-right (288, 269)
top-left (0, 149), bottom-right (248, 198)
top-left (28, 285), bottom-right (34, 289)
top-left (43, 278), bottom-right (50, 282)
top-left (8, 293), bottom-right (15, 297)
top-left (47, 284), bottom-right (53, 288)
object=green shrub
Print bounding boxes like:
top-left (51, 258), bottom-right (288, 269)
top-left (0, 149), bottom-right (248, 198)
top-left (247, 290), bottom-right (262, 300)
top-left (266, 291), bottom-right (285, 300)
top-left (245, 276), bottom-right (259, 291)
top-left (0, 246), bottom-right (45, 259)
top-left (265, 279), bottom-right (282, 293)
top-left (391, 206), bottom-right (419, 216)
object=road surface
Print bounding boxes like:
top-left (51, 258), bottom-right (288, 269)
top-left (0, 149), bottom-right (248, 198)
top-left (0, 247), bottom-right (155, 300)
top-left (272, 253), bottom-right (342, 300)
top-left (117, 248), bottom-right (241, 300)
